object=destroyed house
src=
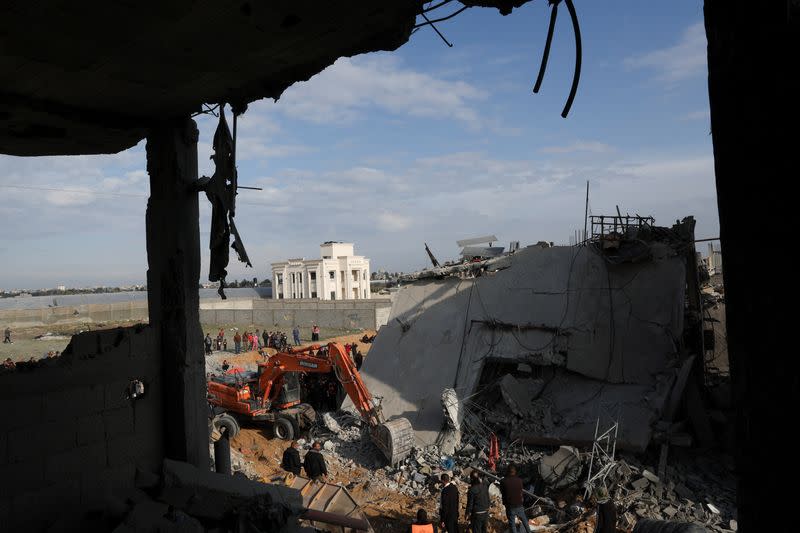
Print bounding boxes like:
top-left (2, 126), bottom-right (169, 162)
top-left (358, 217), bottom-right (704, 452)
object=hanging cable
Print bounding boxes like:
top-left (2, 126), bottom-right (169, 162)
top-left (533, 1), bottom-right (559, 94)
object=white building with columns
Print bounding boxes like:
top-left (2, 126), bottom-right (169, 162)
top-left (271, 242), bottom-right (371, 300)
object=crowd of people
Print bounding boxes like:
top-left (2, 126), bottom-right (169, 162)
top-left (405, 465), bottom-right (532, 533)
top-left (204, 327), bottom-right (298, 356)
top-left (202, 325), bottom-right (364, 368)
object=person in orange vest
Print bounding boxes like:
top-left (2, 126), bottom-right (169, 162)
top-left (408, 508), bottom-right (437, 533)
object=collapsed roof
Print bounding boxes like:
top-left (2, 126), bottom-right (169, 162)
top-left (357, 220), bottom-right (697, 452)
top-left (0, 1), bottom-right (530, 157)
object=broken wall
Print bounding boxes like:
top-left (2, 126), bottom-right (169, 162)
top-left (359, 244), bottom-right (685, 450)
top-left (0, 325), bottom-right (164, 531)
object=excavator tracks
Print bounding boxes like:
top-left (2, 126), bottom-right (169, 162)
top-left (370, 417), bottom-right (414, 465)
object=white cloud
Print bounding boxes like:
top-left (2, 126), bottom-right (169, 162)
top-left (376, 211), bottom-right (412, 231)
top-left (540, 141), bottom-right (615, 154)
top-left (276, 55), bottom-right (487, 126)
top-left (624, 22), bottom-right (707, 83)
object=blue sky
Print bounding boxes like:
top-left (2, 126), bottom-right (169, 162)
top-left (0, 1), bottom-right (715, 289)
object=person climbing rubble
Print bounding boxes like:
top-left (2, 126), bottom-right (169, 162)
top-left (465, 470), bottom-right (490, 533)
top-left (500, 464), bottom-right (531, 533)
top-left (303, 441), bottom-right (328, 481)
top-left (408, 508), bottom-right (438, 533)
top-left (281, 441), bottom-right (301, 476)
top-left (439, 473), bottom-right (459, 532)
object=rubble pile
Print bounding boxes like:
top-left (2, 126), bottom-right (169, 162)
top-left (611, 454), bottom-right (737, 532)
top-left (293, 409), bottom-right (738, 533)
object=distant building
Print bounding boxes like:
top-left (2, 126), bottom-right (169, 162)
top-left (271, 242), bottom-right (371, 300)
top-left (706, 242), bottom-right (723, 275)
top-left (57, 285), bottom-right (66, 292)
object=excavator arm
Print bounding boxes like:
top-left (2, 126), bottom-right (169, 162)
top-left (255, 343), bottom-right (414, 464)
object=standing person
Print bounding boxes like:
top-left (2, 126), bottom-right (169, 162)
top-left (500, 465), bottom-right (531, 533)
top-left (312, 324), bottom-right (319, 342)
top-left (252, 332), bottom-right (258, 351)
top-left (3, 326), bottom-right (11, 343)
top-left (352, 343), bottom-right (363, 370)
top-left (303, 441), bottom-right (328, 481)
top-left (292, 325), bottom-right (301, 346)
top-left (439, 473), bottom-right (459, 533)
top-left (204, 333), bottom-right (213, 355)
top-left (255, 329), bottom-right (262, 349)
top-left (281, 441), bottom-right (302, 475)
top-left (344, 343), bottom-right (352, 357)
top-left (466, 471), bottom-right (490, 533)
top-left (263, 329), bottom-right (269, 349)
top-left (233, 331), bottom-right (242, 354)
top-left (408, 508), bottom-right (438, 533)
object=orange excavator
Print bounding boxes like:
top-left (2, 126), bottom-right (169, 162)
top-left (207, 342), bottom-right (414, 464)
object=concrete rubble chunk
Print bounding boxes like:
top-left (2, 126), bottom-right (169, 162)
top-left (642, 469), bottom-right (660, 483)
top-left (499, 374), bottom-right (545, 417)
top-left (730, 519), bottom-right (738, 531)
top-left (539, 446), bottom-right (582, 489)
top-left (322, 412), bottom-right (341, 434)
top-left (632, 477), bottom-right (650, 491)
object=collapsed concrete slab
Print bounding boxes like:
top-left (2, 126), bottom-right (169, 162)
top-left (357, 236), bottom-right (689, 451)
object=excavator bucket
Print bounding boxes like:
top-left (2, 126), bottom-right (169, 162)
top-left (370, 417), bottom-right (414, 465)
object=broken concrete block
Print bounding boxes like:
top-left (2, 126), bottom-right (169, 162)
top-left (323, 441), bottom-right (336, 452)
top-left (663, 506), bottom-right (678, 518)
top-left (730, 519), bottom-right (738, 531)
top-left (539, 446), bottom-right (582, 489)
top-left (321, 413), bottom-right (341, 433)
top-left (488, 482), bottom-right (502, 499)
top-left (642, 469), bottom-right (660, 483)
top-left (499, 374), bottom-right (545, 417)
top-left (632, 477), bottom-right (650, 491)
top-left (706, 502), bottom-right (720, 514)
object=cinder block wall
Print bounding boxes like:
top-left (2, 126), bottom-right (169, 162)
top-left (198, 298), bottom-right (393, 330)
top-left (0, 300), bottom-right (149, 328)
top-left (0, 325), bottom-right (164, 531)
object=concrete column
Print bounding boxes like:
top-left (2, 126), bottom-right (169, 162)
top-left (145, 117), bottom-right (208, 468)
top-left (705, 1), bottom-right (799, 528)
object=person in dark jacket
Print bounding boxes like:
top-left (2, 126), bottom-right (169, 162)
top-left (594, 487), bottom-right (616, 533)
top-left (408, 508), bottom-right (438, 533)
top-left (465, 471), bottom-right (490, 533)
top-left (439, 473), bottom-right (459, 532)
top-left (303, 441), bottom-right (328, 481)
top-left (500, 465), bottom-right (530, 533)
top-left (280, 441), bottom-right (301, 475)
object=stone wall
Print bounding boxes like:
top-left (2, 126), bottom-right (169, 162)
top-left (0, 300), bottom-right (149, 328)
top-left (0, 297), bottom-right (393, 331)
top-left (199, 298), bottom-right (393, 330)
top-left (0, 325), bottom-right (164, 531)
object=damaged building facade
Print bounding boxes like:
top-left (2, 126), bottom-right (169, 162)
top-left (360, 217), bottom-right (702, 452)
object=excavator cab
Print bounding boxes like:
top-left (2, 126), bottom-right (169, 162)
top-left (274, 372), bottom-right (301, 408)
